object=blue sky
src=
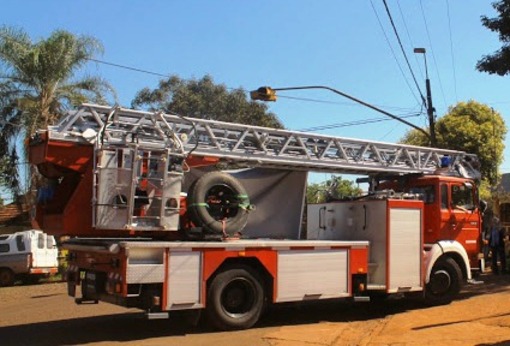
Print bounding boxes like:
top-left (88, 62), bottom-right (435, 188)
top-left (2, 1), bottom-right (510, 175)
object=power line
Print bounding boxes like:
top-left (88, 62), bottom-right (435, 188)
top-left (0, 31), bottom-right (242, 94)
top-left (298, 113), bottom-right (420, 132)
top-left (277, 94), bottom-right (352, 106)
top-left (419, 0), bottom-right (448, 109)
top-left (277, 94), bottom-right (421, 113)
top-left (445, 0), bottom-right (458, 102)
top-left (382, 0), bottom-right (427, 107)
top-left (394, 0), bottom-right (430, 127)
top-left (2, 32), bottom-right (421, 118)
top-left (2, 26), bottom-right (425, 120)
top-left (378, 123), bottom-right (401, 141)
top-left (369, 0), bottom-right (422, 107)
top-left (0, 30), bottom-right (171, 80)
top-left (89, 58), bottom-right (423, 114)
top-left (396, 0), bottom-right (425, 81)
top-left (87, 58), bottom-right (170, 78)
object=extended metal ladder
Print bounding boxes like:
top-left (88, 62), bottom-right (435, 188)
top-left (45, 103), bottom-right (481, 179)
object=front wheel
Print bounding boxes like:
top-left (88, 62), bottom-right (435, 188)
top-left (206, 266), bottom-right (265, 330)
top-left (425, 257), bottom-right (462, 305)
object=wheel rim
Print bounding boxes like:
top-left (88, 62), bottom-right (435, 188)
top-left (429, 269), bottom-right (451, 295)
top-left (206, 184), bottom-right (240, 221)
top-left (220, 278), bottom-right (256, 318)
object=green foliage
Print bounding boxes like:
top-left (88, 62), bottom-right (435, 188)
top-left (478, 179), bottom-right (492, 203)
top-left (0, 148), bottom-right (22, 199)
top-left (0, 26), bottom-right (115, 199)
top-left (477, 0), bottom-right (510, 75)
top-left (132, 75), bottom-right (283, 128)
top-left (306, 176), bottom-right (362, 203)
top-left (400, 101), bottom-right (506, 184)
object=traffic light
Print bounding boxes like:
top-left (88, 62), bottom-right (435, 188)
top-left (250, 87), bottom-right (277, 101)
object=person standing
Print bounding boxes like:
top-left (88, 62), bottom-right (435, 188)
top-left (489, 217), bottom-right (507, 274)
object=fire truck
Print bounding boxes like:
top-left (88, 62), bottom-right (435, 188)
top-left (28, 104), bottom-right (484, 330)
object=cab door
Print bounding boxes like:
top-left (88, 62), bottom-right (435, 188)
top-left (440, 181), bottom-right (480, 264)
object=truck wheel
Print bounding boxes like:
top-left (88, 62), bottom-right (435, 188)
top-left (187, 172), bottom-right (250, 235)
top-left (425, 257), bottom-right (462, 305)
top-left (0, 268), bottom-right (15, 287)
top-left (206, 266), bottom-right (264, 330)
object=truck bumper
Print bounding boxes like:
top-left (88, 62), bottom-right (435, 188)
top-left (29, 267), bottom-right (58, 275)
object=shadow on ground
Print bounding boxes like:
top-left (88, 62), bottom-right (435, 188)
top-left (458, 272), bottom-right (510, 300)
top-left (1, 273), bottom-right (509, 346)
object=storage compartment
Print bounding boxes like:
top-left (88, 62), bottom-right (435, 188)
top-left (307, 199), bottom-right (423, 292)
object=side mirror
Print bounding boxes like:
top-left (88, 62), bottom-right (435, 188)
top-left (479, 200), bottom-right (488, 214)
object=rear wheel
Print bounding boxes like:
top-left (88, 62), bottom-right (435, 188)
top-left (425, 257), bottom-right (462, 305)
top-left (0, 268), bottom-right (15, 287)
top-left (206, 266), bottom-right (264, 330)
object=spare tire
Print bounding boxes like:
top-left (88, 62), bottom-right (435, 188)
top-left (187, 172), bottom-right (251, 235)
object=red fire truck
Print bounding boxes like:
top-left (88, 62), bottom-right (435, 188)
top-left (28, 104), bottom-right (484, 330)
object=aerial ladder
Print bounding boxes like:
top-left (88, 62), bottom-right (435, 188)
top-left (45, 103), bottom-right (479, 175)
top-left (30, 103), bottom-right (481, 236)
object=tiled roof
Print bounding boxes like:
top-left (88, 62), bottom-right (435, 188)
top-left (0, 204), bottom-right (30, 225)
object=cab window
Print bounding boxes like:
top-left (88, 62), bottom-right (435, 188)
top-left (47, 236), bottom-right (56, 249)
top-left (451, 184), bottom-right (475, 210)
top-left (38, 233), bottom-right (45, 249)
top-left (16, 235), bottom-right (26, 251)
top-left (409, 185), bottom-right (435, 204)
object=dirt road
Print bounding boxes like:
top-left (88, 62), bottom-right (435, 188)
top-left (1, 273), bottom-right (510, 346)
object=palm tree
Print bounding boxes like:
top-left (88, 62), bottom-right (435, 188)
top-left (0, 26), bottom-right (115, 200)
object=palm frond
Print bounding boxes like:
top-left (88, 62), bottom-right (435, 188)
top-left (0, 26), bottom-right (115, 200)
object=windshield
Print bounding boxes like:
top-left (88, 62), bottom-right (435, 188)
top-left (451, 184), bottom-right (475, 210)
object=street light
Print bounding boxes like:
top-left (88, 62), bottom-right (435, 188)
top-left (250, 85), bottom-right (431, 140)
top-left (413, 47), bottom-right (437, 147)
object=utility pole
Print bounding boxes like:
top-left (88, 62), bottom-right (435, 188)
top-left (414, 48), bottom-right (437, 147)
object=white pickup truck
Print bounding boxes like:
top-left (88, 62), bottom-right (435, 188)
top-left (0, 230), bottom-right (59, 286)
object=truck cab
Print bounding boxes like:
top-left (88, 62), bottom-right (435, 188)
top-left (378, 174), bottom-right (482, 269)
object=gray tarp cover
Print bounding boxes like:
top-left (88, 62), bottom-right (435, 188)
top-left (186, 168), bottom-right (307, 239)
